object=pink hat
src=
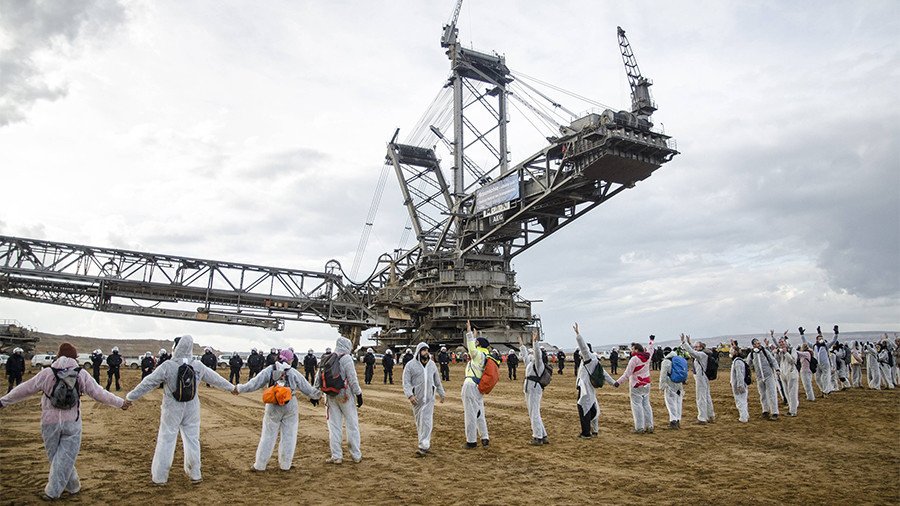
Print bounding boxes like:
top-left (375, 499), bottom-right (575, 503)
top-left (279, 349), bottom-right (294, 363)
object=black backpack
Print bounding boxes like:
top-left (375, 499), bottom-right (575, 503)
top-left (528, 365), bottom-right (552, 389)
top-left (47, 367), bottom-right (82, 409)
top-left (172, 363), bottom-right (196, 402)
top-left (320, 353), bottom-right (346, 395)
top-left (588, 360), bottom-right (607, 388)
top-left (704, 351), bottom-right (719, 381)
top-left (735, 358), bottom-right (751, 386)
top-left (809, 355), bottom-right (818, 373)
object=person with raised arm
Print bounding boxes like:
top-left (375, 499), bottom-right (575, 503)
top-left (681, 333), bottom-right (715, 424)
top-left (573, 323), bottom-right (615, 439)
top-left (776, 333), bottom-right (800, 417)
top-left (519, 329), bottom-right (549, 445)
top-left (461, 320), bottom-right (492, 448)
top-left (615, 336), bottom-right (655, 434)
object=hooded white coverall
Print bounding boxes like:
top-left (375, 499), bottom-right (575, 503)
top-left (238, 362), bottom-right (320, 470)
top-left (776, 345), bottom-right (799, 416)
top-left (402, 343), bottom-right (445, 451)
top-left (749, 346), bottom-right (780, 417)
top-left (573, 334), bottom-right (615, 436)
top-left (461, 331), bottom-right (490, 444)
top-left (126, 334), bottom-right (234, 484)
top-left (730, 357), bottom-right (750, 423)
top-left (877, 348), bottom-right (895, 389)
top-left (520, 342), bottom-right (547, 440)
top-left (659, 352), bottom-right (684, 424)
top-left (803, 334), bottom-right (836, 395)
top-left (682, 342), bottom-right (715, 422)
top-left (0, 356), bottom-right (125, 499)
top-left (864, 344), bottom-right (881, 389)
top-left (314, 336), bottom-right (363, 461)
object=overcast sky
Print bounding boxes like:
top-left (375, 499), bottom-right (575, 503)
top-left (1, 0), bottom-right (898, 353)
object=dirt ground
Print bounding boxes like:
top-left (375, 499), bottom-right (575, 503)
top-left (1, 363), bottom-right (898, 505)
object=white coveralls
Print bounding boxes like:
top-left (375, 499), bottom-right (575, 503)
top-left (461, 332), bottom-right (490, 444)
top-left (834, 346), bottom-right (851, 391)
top-left (849, 343), bottom-right (863, 388)
top-left (730, 357), bottom-right (750, 423)
top-left (776, 345), bottom-right (799, 416)
top-left (864, 345), bottom-right (881, 389)
top-left (877, 349), bottom-right (895, 389)
top-left (804, 335), bottom-right (836, 395)
top-left (402, 343), bottom-right (445, 451)
top-left (0, 356), bottom-right (125, 499)
top-left (574, 333), bottom-right (604, 436)
top-left (314, 337), bottom-right (363, 461)
top-left (238, 362), bottom-right (320, 470)
top-left (797, 350), bottom-right (815, 401)
top-left (749, 346), bottom-right (780, 417)
top-left (659, 352), bottom-right (684, 424)
top-left (520, 342), bottom-right (547, 440)
top-left (682, 342), bottom-right (715, 422)
top-left (126, 334), bottom-right (235, 484)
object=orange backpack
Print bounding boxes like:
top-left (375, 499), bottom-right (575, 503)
top-left (262, 369), bottom-right (293, 405)
top-left (478, 356), bottom-right (501, 395)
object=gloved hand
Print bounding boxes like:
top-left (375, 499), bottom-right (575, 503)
top-left (816, 326), bottom-right (822, 335)
top-left (310, 398), bottom-right (319, 407)
top-left (798, 327), bottom-right (805, 336)
top-left (356, 394), bottom-right (363, 408)
top-left (833, 325), bottom-right (839, 335)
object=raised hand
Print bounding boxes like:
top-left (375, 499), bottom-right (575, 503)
top-left (573, 322), bottom-right (580, 335)
top-left (532, 329), bottom-right (539, 344)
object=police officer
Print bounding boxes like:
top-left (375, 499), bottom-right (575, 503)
top-left (228, 352), bottom-right (244, 384)
top-left (5, 347), bottom-right (25, 393)
top-left (438, 346), bottom-right (451, 381)
top-left (105, 347), bottom-right (123, 391)
top-left (303, 349), bottom-right (318, 383)
top-left (363, 348), bottom-right (376, 385)
top-left (90, 349), bottom-right (104, 383)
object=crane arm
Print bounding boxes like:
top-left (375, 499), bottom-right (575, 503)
top-left (441, 0), bottom-right (464, 47)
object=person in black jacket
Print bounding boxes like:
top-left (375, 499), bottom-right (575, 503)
top-left (557, 350), bottom-right (566, 375)
top-left (573, 348), bottom-right (581, 374)
top-left (228, 352), bottom-right (244, 384)
top-left (265, 348), bottom-right (278, 367)
top-left (382, 349), bottom-right (395, 384)
top-left (90, 349), bottom-right (104, 383)
top-left (105, 347), bottom-right (123, 391)
top-left (5, 347), bottom-right (25, 393)
top-left (609, 349), bottom-right (619, 375)
top-left (157, 348), bottom-right (170, 366)
top-left (140, 352), bottom-right (156, 378)
top-left (201, 348), bottom-right (217, 387)
top-left (437, 346), bottom-right (451, 381)
top-left (361, 348), bottom-right (376, 385)
top-left (401, 348), bottom-right (414, 367)
top-left (247, 348), bottom-right (264, 379)
top-left (507, 349), bottom-right (519, 380)
top-left (302, 349), bottom-right (318, 383)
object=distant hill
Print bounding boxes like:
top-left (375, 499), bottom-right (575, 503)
top-left (29, 331), bottom-right (221, 358)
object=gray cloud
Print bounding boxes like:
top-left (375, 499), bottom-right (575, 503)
top-left (0, 0), bottom-right (127, 126)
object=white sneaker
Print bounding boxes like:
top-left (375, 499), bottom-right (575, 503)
top-left (352, 456), bottom-right (362, 463)
top-left (325, 457), bottom-right (343, 465)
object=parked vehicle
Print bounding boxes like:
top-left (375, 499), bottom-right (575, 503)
top-left (124, 357), bottom-right (141, 369)
top-left (31, 353), bottom-right (56, 368)
top-left (0, 354), bottom-right (8, 366)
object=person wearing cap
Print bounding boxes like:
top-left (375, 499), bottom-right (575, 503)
top-left (90, 349), bottom-right (104, 383)
top-left (126, 335), bottom-right (236, 485)
top-left (461, 320), bottom-right (491, 448)
top-left (1, 343), bottom-right (129, 500)
top-left (314, 337), bottom-right (363, 464)
top-left (437, 346), bottom-right (451, 381)
top-left (403, 342), bottom-right (445, 456)
top-left (237, 348), bottom-right (321, 471)
top-left (247, 348), bottom-right (265, 379)
top-left (363, 348), bottom-right (377, 385)
top-left (228, 352), bottom-right (244, 385)
top-left (5, 347), bottom-right (26, 392)
top-left (302, 349), bottom-right (318, 383)
top-left (382, 349), bottom-right (395, 384)
top-left (105, 347), bottom-right (123, 391)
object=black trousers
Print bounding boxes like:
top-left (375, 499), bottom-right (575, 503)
top-left (92, 367), bottom-right (101, 383)
top-left (508, 365), bottom-right (517, 380)
top-left (6, 373), bottom-right (22, 392)
top-left (558, 363), bottom-right (564, 374)
top-left (364, 365), bottom-right (374, 384)
top-left (304, 369), bottom-right (315, 383)
top-left (384, 368), bottom-right (393, 384)
top-left (440, 363), bottom-right (450, 381)
top-left (578, 400), bottom-right (598, 436)
top-left (229, 368), bottom-right (241, 384)
top-left (106, 368), bottom-right (121, 390)
top-left (610, 362), bottom-right (618, 374)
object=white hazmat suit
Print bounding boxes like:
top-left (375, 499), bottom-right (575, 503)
top-left (126, 334), bottom-right (234, 484)
top-left (402, 342), bottom-right (445, 452)
top-left (864, 344), bottom-right (881, 390)
top-left (314, 336), bottom-right (363, 462)
top-left (520, 342), bottom-right (547, 441)
top-left (803, 334), bottom-right (836, 395)
top-left (776, 343), bottom-right (799, 416)
top-left (659, 351), bottom-right (685, 425)
top-left (749, 345), bottom-right (780, 418)
top-left (238, 362), bottom-right (320, 470)
top-left (730, 357), bottom-right (750, 423)
top-left (849, 342), bottom-right (863, 388)
top-left (682, 342), bottom-right (715, 423)
top-left (461, 331), bottom-right (490, 444)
